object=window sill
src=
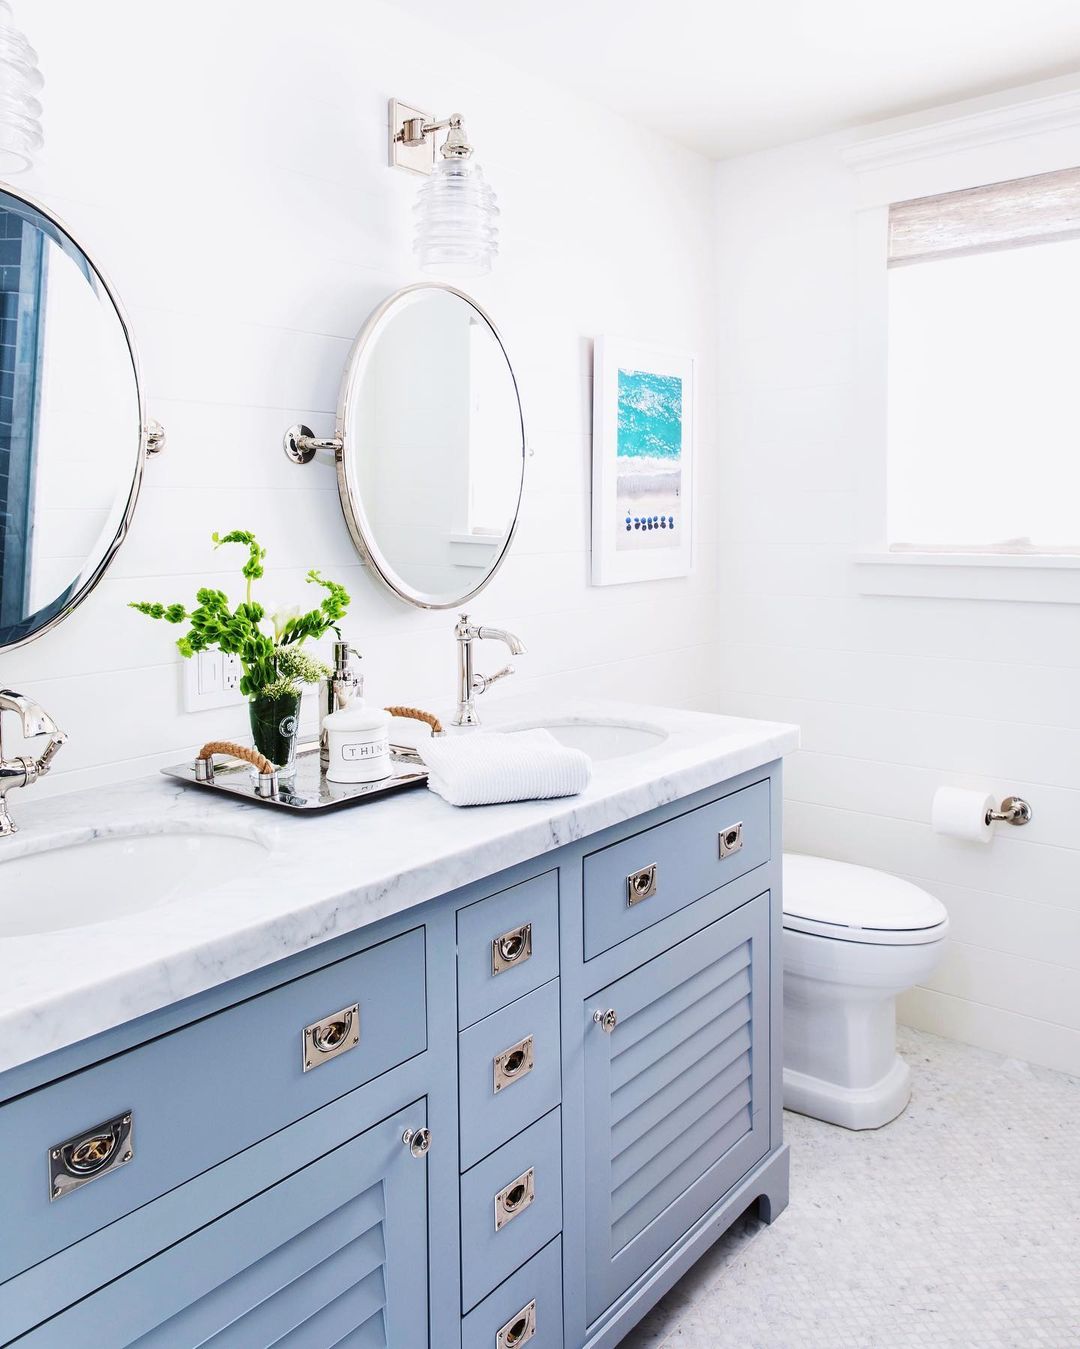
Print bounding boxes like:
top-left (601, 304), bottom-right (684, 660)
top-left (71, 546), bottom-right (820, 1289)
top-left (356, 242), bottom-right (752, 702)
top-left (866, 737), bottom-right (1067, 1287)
top-left (854, 551), bottom-right (1080, 603)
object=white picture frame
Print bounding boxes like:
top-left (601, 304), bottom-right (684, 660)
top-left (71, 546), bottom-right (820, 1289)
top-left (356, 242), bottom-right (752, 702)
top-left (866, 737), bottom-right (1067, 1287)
top-left (591, 336), bottom-right (695, 586)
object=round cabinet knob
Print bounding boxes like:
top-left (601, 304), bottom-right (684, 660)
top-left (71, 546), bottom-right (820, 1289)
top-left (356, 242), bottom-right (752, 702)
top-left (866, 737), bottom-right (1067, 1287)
top-left (403, 1127), bottom-right (432, 1158)
top-left (593, 1008), bottom-right (618, 1034)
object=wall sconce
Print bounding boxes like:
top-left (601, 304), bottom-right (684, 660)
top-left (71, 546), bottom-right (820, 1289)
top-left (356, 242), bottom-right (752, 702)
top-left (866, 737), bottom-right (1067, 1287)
top-left (388, 98), bottom-right (499, 278)
top-left (0, 1), bottom-right (43, 175)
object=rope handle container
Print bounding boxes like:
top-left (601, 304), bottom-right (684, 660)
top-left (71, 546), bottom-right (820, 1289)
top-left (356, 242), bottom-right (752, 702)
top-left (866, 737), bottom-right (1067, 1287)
top-left (384, 706), bottom-right (444, 737)
top-left (195, 740), bottom-right (278, 796)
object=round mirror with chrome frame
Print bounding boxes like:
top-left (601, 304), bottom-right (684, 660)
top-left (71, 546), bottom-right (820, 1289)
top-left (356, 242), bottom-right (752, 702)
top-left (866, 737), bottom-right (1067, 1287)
top-left (0, 182), bottom-right (164, 653)
top-left (284, 283), bottom-right (526, 611)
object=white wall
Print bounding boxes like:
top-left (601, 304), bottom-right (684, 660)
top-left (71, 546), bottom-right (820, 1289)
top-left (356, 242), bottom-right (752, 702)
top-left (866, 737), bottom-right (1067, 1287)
top-left (714, 111), bottom-right (1080, 1074)
top-left (0, 0), bottom-right (719, 790)
top-left (10, 1), bottom-right (1072, 1075)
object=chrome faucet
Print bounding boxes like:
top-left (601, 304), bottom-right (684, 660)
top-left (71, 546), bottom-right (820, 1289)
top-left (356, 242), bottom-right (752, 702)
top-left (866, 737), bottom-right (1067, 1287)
top-left (452, 615), bottom-right (526, 727)
top-left (0, 689), bottom-right (67, 836)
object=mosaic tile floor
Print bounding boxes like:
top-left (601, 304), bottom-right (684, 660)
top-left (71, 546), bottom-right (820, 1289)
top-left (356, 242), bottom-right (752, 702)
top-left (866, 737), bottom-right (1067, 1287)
top-left (621, 1028), bottom-right (1080, 1348)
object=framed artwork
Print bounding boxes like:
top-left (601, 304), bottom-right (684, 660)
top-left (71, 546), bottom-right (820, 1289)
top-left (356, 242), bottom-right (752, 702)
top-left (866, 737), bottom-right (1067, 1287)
top-left (591, 337), bottom-right (694, 585)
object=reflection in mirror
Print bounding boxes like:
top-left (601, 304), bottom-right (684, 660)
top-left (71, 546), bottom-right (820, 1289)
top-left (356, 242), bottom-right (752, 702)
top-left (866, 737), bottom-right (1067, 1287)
top-left (0, 188), bottom-right (143, 651)
top-left (341, 285), bottom-right (524, 609)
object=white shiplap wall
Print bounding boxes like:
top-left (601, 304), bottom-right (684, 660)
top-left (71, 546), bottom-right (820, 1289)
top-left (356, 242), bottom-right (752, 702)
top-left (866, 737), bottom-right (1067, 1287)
top-left (0, 0), bottom-right (719, 794)
top-left (714, 116), bottom-right (1080, 1075)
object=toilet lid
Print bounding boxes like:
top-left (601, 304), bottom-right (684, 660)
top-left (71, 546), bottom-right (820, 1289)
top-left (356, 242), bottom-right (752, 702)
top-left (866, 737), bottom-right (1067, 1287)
top-left (782, 853), bottom-right (948, 942)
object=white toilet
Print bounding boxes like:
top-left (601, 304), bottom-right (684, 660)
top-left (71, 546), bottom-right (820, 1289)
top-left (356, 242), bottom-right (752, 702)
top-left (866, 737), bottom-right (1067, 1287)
top-left (781, 853), bottom-right (949, 1130)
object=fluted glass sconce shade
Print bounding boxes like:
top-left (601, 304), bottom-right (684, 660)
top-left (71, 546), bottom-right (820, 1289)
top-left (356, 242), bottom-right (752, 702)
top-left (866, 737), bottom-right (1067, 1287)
top-left (0, 1), bottom-right (42, 175)
top-left (413, 155), bottom-right (500, 277)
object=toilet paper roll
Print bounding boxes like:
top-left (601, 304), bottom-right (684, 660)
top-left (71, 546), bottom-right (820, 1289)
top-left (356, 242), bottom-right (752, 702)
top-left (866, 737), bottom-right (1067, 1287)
top-left (931, 786), bottom-right (995, 843)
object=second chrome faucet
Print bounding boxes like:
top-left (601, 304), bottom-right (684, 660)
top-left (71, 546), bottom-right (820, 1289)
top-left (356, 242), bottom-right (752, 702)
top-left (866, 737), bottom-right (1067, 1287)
top-left (452, 615), bottom-right (526, 727)
top-left (0, 689), bottom-right (67, 835)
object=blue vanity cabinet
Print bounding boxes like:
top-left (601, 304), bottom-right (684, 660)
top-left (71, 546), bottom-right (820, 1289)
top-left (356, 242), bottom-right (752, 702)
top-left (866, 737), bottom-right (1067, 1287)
top-left (0, 760), bottom-right (788, 1349)
top-left (13, 1100), bottom-right (430, 1348)
top-left (0, 926), bottom-right (428, 1286)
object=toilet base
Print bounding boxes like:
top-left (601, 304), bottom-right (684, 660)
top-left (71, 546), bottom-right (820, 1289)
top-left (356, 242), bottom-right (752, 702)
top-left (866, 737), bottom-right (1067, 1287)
top-left (783, 1053), bottom-right (912, 1130)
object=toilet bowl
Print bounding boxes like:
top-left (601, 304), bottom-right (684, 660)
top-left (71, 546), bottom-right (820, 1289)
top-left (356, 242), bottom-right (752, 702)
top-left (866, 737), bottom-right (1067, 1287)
top-left (782, 853), bottom-right (948, 1130)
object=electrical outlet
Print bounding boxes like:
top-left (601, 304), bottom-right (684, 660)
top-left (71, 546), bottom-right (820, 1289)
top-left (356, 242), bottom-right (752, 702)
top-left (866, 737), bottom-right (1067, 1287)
top-left (182, 651), bottom-right (245, 712)
top-left (222, 656), bottom-right (242, 694)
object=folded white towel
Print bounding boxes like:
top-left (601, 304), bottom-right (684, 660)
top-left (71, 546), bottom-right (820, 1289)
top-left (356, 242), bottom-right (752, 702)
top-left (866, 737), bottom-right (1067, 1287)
top-left (419, 729), bottom-right (591, 807)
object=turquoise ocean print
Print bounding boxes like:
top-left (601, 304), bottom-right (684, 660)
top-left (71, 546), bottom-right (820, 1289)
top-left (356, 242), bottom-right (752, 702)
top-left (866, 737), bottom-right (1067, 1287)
top-left (616, 367), bottom-right (682, 551)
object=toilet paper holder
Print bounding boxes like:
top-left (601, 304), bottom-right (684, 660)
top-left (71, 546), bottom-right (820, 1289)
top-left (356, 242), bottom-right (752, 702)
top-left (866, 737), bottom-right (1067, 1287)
top-left (986, 796), bottom-right (1032, 827)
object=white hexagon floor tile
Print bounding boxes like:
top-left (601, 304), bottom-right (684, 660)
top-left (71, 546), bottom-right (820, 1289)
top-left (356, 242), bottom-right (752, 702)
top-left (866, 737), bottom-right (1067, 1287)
top-left (621, 1027), bottom-right (1080, 1348)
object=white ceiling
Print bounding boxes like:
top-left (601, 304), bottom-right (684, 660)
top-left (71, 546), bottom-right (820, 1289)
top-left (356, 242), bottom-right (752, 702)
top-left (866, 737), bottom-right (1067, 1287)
top-left (388, 0), bottom-right (1080, 157)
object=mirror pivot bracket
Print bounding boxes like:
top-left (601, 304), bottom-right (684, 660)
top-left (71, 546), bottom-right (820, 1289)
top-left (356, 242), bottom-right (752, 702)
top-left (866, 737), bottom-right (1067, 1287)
top-left (283, 423), bottom-right (342, 466)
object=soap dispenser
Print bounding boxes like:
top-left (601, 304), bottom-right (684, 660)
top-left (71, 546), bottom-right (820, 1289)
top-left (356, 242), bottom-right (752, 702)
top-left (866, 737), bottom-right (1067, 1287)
top-left (319, 640), bottom-right (364, 769)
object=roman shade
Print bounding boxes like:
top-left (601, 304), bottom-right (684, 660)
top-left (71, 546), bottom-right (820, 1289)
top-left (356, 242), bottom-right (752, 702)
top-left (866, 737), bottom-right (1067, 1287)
top-left (888, 165), bottom-right (1080, 266)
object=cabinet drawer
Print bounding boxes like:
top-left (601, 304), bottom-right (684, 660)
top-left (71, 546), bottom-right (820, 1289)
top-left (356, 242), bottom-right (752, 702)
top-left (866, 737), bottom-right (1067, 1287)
top-left (462, 1237), bottom-right (563, 1349)
top-left (459, 980), bottom-right (562, 1170)
top-left (582, 779), bottom-right (770, 960)
top-left (0, 926), bottom-right (427, 1285)
top-left (12, 1100), bottom-right (430, 1349)
top-left (460, 1107), bottom-right (563, 1312)
top-left (458, 872), bottom-right (559, 1028)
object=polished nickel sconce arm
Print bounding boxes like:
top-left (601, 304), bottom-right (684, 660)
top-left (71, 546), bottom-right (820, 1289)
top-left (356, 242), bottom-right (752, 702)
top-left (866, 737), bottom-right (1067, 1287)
top-left (389, 100), bottom-right (476, 175)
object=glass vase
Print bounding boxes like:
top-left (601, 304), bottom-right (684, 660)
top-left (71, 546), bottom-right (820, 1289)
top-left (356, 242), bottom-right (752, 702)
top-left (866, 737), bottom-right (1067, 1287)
top-left (248, 690), bottom-right (301, 776)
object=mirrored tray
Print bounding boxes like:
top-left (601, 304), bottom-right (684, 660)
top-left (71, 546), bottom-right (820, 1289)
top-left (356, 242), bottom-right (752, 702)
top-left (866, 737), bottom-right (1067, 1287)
top-left (162, 743), bottom-right (428, 813)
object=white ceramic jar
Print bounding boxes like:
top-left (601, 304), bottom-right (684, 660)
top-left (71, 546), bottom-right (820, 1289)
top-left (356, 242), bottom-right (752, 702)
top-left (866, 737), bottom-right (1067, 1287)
top-left (323, 704), bottom-right (392, 784)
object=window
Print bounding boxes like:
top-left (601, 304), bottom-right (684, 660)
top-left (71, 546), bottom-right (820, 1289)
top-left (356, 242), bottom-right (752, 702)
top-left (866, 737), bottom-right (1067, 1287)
top-left (886, 166), bottom-right (1080, 555)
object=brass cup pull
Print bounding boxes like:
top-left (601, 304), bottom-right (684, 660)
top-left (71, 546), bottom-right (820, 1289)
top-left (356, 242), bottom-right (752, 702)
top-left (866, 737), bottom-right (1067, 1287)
top-left (49, 1111), bottom-right (134, 1201)
top-left (403, 1126), bottom-right (432, 1158)
top-left (626, 863), bottom-right (658, 906)
top-left (492, 922), bottom-right (533, 975)
top-left (302, 1003), bottom-right (360, 1071)
top-left (497, 1300), bottom-right (537, 1348)
top-left (719, 821), bottom-right (744, 858)
top-left (494, 1034), bottom-right (535, 1092)
top-left (494, 1167), bottom-right (535, 1230)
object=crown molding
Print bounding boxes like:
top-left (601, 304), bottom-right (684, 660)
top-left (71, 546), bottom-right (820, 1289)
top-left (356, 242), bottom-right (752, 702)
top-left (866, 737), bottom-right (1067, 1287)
top-left (840, 87), bottom-right (1080, 174)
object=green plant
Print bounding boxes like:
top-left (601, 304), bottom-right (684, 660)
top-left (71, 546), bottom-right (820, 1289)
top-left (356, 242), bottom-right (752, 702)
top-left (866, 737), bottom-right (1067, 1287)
top-left (130, 530), bottom-right (349, 698)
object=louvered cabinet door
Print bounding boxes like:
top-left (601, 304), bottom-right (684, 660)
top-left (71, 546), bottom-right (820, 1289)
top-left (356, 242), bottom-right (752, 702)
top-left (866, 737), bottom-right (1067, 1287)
top-left (582, 895), bottom-right (770, 1324)
top-left (19, 1101), bottom-right (430, 1349)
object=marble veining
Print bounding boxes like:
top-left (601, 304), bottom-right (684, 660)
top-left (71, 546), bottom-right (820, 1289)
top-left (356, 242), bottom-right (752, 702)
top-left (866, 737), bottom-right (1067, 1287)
top-left (0, 697), bottom-right (797, 1073)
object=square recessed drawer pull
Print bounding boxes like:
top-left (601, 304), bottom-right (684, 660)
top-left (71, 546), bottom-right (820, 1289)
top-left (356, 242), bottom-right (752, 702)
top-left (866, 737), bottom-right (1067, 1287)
top-left (719, 822), bottom-right (744, 858)
top-left (302, 1003), bottom-right (360, 1071)
top-left (494, 1166), bottom-right (535, 1230)
top-left (626, 862), bottom-right (658, 906)
top-left (496, 1299), bottom-right (537, 1348)
top-left (493, 1034), bottom-right (535, 1092)
top-left (492, 922), bottom-right (532, 975)
top-left (49, 1111), bottom-right (134, 1202)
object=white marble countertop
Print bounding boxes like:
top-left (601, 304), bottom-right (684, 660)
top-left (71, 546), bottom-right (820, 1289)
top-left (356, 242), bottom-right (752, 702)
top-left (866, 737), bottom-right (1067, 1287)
top-left (0, 698), bottom-right (798, 1074)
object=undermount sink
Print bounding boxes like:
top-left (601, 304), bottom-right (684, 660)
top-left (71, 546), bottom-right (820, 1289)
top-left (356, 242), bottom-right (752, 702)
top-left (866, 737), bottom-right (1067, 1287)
top-left (0, 830), bottom-right (273, 938)
top-left (504, 718), bottom-right (669, 761)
